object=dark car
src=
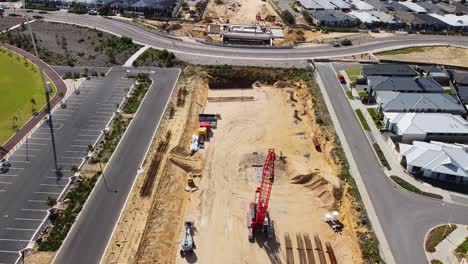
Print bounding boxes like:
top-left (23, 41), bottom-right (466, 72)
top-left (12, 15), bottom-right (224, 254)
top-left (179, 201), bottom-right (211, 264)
top-left (75, 89), bottom-right (80, 95)
top-left (38, 10), bottom-right (48, 14)
top-left (338, 75), bottom-right (346, 84)
top-left (341, 39), bottom-right (352, 46)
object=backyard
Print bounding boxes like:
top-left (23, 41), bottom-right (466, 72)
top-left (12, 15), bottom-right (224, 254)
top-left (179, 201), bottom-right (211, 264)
top-left (0, 47), bottom-right (56, 145)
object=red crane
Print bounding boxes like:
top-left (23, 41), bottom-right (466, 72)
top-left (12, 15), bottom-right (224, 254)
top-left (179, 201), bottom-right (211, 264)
top-left (248, 149), bottom-right (275, 241)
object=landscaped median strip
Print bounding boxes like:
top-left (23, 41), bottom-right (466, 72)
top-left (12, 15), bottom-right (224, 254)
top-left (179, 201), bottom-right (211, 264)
top-left (345, 91), bottom-right (353, 100)
top-left (390, 176), bottom-right (443, 200)
top-left (425, 224), bottom-right (457, 253)
top-left (35, 73), bottom-right (152, 251)
top-left (355, 109), bottom-right (370, 131)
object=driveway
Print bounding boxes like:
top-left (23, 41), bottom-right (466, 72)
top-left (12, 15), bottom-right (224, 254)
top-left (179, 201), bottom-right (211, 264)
top-left (315, 62), bottom-right (468, 264)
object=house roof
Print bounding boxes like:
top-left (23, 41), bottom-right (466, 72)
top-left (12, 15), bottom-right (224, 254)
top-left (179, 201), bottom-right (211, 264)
top-left (367, 10), bottom-right (399, 23)
top-left (400, 141), bottom-right (468, 178)
top-left (429, 14), bottom-right (468, 27)
top-left (365, 0), bottom-right (389, 11)
top-left (369, 77), bottom-right (445, 93)
top-left (399, 1), bottom-right (427, 13)
top-left (345, 0), bottom-right (375, 10)
top-left (453, 72), bottom-right (468, 85)
top-left (415, 13), bottom-right (448, 27)
top-left (362, 63), bottom-right (418, 77)
top-left (130, 0), bottom-right (172, 8)
top-left (309, 10), bottom-right (359, 22)
top-left (392, 11), bottom-right (427, 24)
top-left (299, 0), bottom-right (325, 10)
top-left (436, 2), bottom-right (457, 14)
top-left (384, 112), bottom-right (468, 135)
top-left (417, 1), bottom-right (445, 15)
top-left (329, 0), bottom-right (352, 9)
top-left (385, 1), bottom-right (412, 12)
top-left (458, 86), bottom-right (468, 102)
top-left (350, 11), bottom-right (381, 23)
top-left (375, 91), bottom-right (465, 113)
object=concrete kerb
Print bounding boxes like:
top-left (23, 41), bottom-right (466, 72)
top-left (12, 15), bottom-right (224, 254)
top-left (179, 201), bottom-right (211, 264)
top-left (98, 68), bottom-right (181, 264)
top-left (313, 64), bottom-right (397, 264)
top-left (0, 19), bottom-right (36, 34)
top-left (423, 223), bottom-right (461, 263)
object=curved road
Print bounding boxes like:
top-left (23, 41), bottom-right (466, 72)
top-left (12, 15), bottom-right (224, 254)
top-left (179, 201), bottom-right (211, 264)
top-left (34, 12), bottom-right (468, 264)
top-left (42, 12), bottom-right (468, 65)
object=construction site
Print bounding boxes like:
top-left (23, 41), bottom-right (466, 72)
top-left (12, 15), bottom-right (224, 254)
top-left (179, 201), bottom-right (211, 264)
top-left (101, 66), bottom-right (372, 264)
top-left (203, 0), bottom-right (279, 25)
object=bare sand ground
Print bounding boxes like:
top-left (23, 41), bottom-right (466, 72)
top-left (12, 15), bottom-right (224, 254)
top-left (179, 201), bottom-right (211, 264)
top-left (204, 0), bottom-right (278, 25)
top-left (176, 84), bottom-right (362, 263)
top-left (377, 46), bottom-right (468, 67)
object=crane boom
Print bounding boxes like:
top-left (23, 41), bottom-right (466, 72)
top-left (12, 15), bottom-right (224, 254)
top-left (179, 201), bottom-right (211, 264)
top-left (248, 149), bottom-right (275, 241)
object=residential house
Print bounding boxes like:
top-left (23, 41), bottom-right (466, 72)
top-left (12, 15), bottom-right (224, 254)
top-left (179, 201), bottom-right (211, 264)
top-left (309, 10), bottom-right (360, 27)
top-left (417, 1), bottom-right (445, 15)
top-left (362, 64), bottom-right (418, 80)
top-left (383, 112), bottom-right (468, 143)
top-left (453, 3), bottom-right (468, 15)
top-left (414, 13), bottom-right (448, 30)
top-left (365, 0), bottom-right (389, 12)
top-left (420, 66), bottom-right (450, 85)
top-left (399, 1), bottom-right (427, 14)
top-left (350, 11), bottom-right (381, 25)
top-left (458, 86), bottom-right (468, 104)
top-left (436, 2), bottom-right (457, 14)
top-left (367, 10), bottom-right (402, 27)
top-left (399, 141), bottom-right (468, 184)
top-left (392, 11), bottom-right (428, 30)
top-left (385, 0), bottom-right (412, 12)
top-left (428, 14), bottom-right (468, 29)
top-left (452, 71), bottom-right (468, 86)
top-left (299, 0), bottom-right (352, 11)
top-left (375, 91), bottom-right (466, 116)
top-left (367, 76), bottom-right (445, 96)
top-left (345, 0), bottom-right (375, 11)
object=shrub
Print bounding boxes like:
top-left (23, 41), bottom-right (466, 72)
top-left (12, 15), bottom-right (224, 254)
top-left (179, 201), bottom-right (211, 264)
top-left (282, 10), bottom-right (296, 25)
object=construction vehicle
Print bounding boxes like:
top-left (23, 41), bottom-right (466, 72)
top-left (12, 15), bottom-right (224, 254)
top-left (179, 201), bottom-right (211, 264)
top-left (247, 149), bottom-right (275, 241)
top-left (180, 221), bottom-right (195, 257)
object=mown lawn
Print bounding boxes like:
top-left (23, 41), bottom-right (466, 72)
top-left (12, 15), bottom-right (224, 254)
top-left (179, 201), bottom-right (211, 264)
top-left (345, 68), bottom-right (361, 83)
top-left (0, 48), bottom-right (56, 144)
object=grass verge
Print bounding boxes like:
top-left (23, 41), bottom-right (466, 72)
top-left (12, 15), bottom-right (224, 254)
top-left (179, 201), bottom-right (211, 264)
top-left (345, 91), bottom-right (353, 100)
top-left (358, 91), bottom-right (368, 98)
top-left (367, 108), bottom-right (384, 129)
top-left (425, 224), bottom-right (457, 253)
top-left (345, 68), bottom-right (361, 84)
top-left (355, 109), bottom-right (370, 131)
top-left (430, 260), bottom-right (443, 264)
top-left (373, 143), bottom-right (391, 170)
top-left (375, 46), bottom-right (428, 56)
top-left (456, 236), bottom-right (468, 254)
top-left (390, 176), bottom-right (443, 200)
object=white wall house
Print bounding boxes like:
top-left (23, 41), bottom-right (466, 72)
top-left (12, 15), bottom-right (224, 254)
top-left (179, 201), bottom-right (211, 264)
top-left (400, 141), bottom-right (468, 184)
top-left (383, 112), bottom-right (468, 143)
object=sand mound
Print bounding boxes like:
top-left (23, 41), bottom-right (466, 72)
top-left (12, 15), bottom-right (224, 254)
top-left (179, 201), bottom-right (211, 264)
top-left (291, 173), bottom-right (341, 209)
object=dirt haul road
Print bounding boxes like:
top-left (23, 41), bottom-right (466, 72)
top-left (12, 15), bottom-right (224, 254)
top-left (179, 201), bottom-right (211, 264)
top-left (176, 84), bottom-right (362, 263)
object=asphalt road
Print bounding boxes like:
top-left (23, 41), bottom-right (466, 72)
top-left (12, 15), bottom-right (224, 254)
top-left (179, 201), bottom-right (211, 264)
top-left (40, 12), bottom-right (468, 65)
top-left (52, 67), bottom-right (180, 264)
top-left (0, 68), bottom-right (134, 264)
top-left (315, 63), bottom-right (468, 264)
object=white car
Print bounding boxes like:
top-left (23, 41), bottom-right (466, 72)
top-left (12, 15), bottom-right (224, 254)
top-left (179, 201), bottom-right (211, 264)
top-left (88, 9), bottom-right (97, 15)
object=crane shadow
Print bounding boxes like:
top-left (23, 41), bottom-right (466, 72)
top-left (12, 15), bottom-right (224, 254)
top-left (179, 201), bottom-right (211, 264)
top-left (255, 223), bottom-right (282, 264)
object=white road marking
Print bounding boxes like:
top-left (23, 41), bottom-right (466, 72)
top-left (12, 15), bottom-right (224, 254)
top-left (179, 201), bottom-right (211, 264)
top-left (6, 228), bottom-right (36, 231)
top-left (28, 200), bottom-right (46, 203)
top-left (33, 192), bottom-right (60, 195)
top-left (0, 250), bottom-right (19, 254)
top-left (40, 184), bottom-right (67, 187)
top-left (0, 175), bottom-right (18, 177)
top-left (0, 182), bottom-right (12, 184)
top-left (13, 218), bottom-right (43, 222)
top-left (0, 239), bottom-right (29, 242)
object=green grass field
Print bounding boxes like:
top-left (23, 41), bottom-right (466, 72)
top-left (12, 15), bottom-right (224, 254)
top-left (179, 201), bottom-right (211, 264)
top-left (375, 46), bottom-right (429, 56)
top-left (0, 48), bottom-right (56, 145)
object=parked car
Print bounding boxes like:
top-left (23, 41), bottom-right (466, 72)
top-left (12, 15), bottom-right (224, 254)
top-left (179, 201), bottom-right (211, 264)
top-left (75, 89), bottom-right (80, 95)
top-left (26, 9), bottom-right (33, 13)
top-left (332, 41), bottom-right (340, 47)
top-left (61, 102), bottom-right (67, 108)
top-left (337, 75), bottom-right (346, 84)
top-left (341, 39), bottom-right (352, 46)
top-left (0, 4), bottom-right (10, 9)
top-left (88, 9), bottom-right (97, 15)
top-left (0, 8), bottom-right (4, 13)
top-left (0, 159), bottom-right (11, 168)
top-left (38, 10), bottom-right (48, 14)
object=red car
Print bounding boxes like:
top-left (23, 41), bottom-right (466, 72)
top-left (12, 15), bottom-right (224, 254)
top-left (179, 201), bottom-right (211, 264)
top-left (338, 75), bottom-right (346, 84)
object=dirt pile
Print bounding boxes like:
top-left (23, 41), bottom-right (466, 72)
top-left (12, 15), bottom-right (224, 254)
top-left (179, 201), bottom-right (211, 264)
top-left (291, 173), bottom-right (342, 210)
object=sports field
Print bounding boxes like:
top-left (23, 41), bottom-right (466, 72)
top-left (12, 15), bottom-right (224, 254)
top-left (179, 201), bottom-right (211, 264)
top-left (0, 47), bottom-right (56, 145)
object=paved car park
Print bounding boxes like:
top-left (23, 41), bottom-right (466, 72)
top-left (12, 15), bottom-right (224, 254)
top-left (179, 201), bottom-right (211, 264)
top-left (0, 68), bottom-right (135, 263)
